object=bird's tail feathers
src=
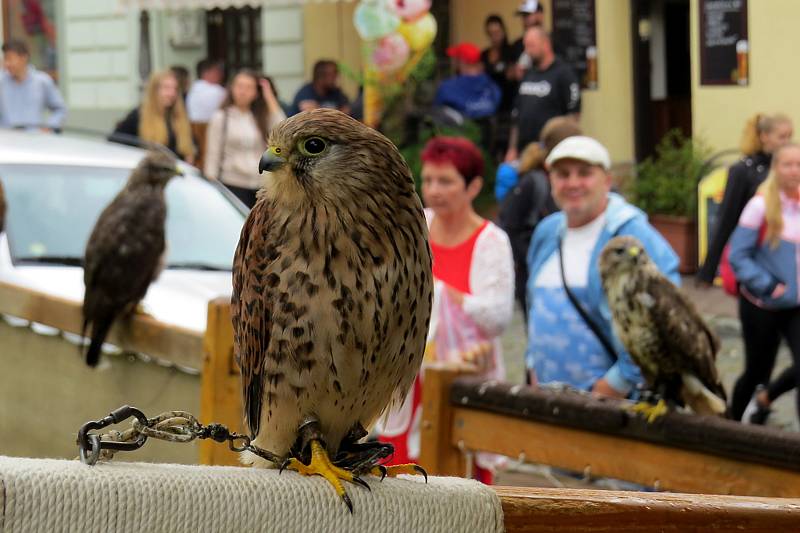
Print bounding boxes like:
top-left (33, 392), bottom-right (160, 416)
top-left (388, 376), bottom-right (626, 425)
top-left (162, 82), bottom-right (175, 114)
top-left (84, 315), bottom-right (115, 367)
top-left (681, 373), bottom-right (727, 416)
top-left (80, 317), bottom-right (90, 357)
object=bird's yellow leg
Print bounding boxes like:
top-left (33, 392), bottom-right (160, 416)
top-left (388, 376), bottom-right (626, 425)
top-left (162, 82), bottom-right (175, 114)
top-left (370, 463), bottom-right (428, 481)
top-left (283, 440), bottom-right (367, 512)
top-left (629, 398), bottom-right (669, 423)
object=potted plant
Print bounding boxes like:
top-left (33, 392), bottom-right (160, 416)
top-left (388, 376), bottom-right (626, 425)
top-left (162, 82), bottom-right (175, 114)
top-left (632, 129), bottom-right (711, 274)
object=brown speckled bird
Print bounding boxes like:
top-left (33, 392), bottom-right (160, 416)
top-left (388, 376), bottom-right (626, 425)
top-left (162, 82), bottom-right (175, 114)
top-left (231, 108), bottom-right (432, 510)
top-left (600, 236), bottom-right (727, 422)
top-left (82, 152), bottom-right (182, 366)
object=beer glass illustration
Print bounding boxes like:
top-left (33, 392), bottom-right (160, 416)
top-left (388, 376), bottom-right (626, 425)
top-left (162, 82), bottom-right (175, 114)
top-left (736, 40), bottom-right (749, 85)
top-left (586, 46), bottom-right (598, 89)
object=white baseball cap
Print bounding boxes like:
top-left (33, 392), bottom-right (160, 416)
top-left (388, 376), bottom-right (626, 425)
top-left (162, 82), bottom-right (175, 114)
top-left (545, 136), bottom-right (611, 170)
top-left (517, 0), bottom-right (543, 14)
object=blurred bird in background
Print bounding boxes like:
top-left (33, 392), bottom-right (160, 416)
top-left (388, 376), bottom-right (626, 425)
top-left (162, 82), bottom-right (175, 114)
top-left (600, 236), bottom-right (727, 421)
top-left (81, 152), bottom-right (182, 367)
top-left (232, 108), bottom-right (432, 510)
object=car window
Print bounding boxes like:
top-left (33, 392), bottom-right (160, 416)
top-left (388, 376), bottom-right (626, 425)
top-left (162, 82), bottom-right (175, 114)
top-left (0, 164), bottom-right (246, 271)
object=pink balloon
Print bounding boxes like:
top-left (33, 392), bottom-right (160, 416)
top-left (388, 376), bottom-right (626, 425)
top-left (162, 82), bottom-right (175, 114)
top-left (392, 0), bottom-right (430, 22)
top-left (372, 33), bottom-right (411, 73)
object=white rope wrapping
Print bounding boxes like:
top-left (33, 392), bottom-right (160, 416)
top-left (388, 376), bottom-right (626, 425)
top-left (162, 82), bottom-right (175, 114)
top-left (0, 456), bottom-right (504, 532)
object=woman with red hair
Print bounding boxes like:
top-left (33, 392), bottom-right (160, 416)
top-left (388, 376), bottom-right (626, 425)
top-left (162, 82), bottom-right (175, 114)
top-left (378, 137), bottom-right (514, 483)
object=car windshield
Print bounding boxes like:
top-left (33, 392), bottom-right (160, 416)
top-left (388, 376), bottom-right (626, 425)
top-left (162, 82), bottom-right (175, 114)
top-left (0, 164), bottom-right (247, 271)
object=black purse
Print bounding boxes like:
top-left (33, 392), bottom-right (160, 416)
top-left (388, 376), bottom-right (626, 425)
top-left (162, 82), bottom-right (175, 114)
top-left (558, 238), bottom-right (619, 363)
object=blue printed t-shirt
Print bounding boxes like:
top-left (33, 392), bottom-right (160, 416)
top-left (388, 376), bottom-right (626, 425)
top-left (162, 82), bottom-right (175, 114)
top-left (434, 73), bottom-right (501, 119)
top-left (527, 213), bottom-right (613, 390)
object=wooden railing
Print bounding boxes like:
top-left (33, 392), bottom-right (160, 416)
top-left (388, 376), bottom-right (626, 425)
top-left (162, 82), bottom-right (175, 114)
top-left (3, 281), bottom-right (800, 530)
top-left (0, 280), bottom-right (203, 370)
top-left (420, 366), bottom-right (800, 499)
top-left (0, 281), bottom-right (240, 465)
top-left (496, 486), bottom-right (800, 532)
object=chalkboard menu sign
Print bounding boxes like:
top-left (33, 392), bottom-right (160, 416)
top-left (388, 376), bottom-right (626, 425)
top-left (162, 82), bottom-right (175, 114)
top-left (700, 0), bottom-right (749, 85)
top-left (552, 0), bottom-right (598, 89)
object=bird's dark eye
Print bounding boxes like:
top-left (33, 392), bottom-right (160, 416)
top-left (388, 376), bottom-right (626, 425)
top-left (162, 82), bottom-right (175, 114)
top-left (614, 248), bottom-right (625, 255)
top-left (299, 137), bottom-right (328, 156)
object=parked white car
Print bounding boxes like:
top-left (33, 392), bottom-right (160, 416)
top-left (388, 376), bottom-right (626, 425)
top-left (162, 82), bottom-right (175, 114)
top-left (0, 129), bottom-right (248, 333)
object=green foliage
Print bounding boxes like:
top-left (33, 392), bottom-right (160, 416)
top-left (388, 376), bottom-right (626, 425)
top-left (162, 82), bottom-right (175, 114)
top-left (633, 129), bottom-right (711, 218)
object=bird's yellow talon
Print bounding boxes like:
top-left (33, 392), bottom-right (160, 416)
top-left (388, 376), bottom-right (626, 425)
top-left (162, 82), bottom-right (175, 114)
top-left (283, 440), bottom-right (364, 512)
top-left (370, 463), bottom-right (428, 482)
top-left (629, 399), bottom-right (669, 423)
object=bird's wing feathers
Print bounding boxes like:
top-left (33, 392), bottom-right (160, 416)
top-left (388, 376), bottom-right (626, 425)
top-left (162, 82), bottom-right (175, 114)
top-left (84, 190), bottom-right (166, 316)
top-left (647, 274), bottom-right (723, 393)
top-left (231, 207), bottom-right (269, 438)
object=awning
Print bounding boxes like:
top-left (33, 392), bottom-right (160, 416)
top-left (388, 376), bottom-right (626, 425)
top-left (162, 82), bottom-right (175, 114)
top-left (119, 0), bottom-right (353, 9)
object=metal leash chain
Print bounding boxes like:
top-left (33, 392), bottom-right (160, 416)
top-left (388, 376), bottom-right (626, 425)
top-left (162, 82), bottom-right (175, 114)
top-left (76, 405), bottom-right (281, 466)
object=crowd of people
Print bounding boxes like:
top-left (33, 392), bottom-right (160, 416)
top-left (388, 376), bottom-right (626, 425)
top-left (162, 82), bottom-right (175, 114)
top-left (2, 0), bottom-right (799, 485)
top-left (105, 57), bottom-right (359, 209)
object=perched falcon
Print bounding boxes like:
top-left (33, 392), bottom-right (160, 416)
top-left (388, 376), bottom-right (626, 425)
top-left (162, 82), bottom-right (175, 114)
top-left (232, 108), bottom-right (432, 509)
top-left (599, 236), bottom-right (727, 421)
top-left (82, 152), bottom-right (182, 366)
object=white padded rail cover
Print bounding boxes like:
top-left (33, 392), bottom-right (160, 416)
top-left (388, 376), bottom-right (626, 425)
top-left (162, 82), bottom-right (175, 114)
top-left (0, 456), bottom-right (504, 532)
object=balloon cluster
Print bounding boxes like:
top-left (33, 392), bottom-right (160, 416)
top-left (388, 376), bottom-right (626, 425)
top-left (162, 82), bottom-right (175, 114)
top-left (354, 0), bottom-right (437, 74)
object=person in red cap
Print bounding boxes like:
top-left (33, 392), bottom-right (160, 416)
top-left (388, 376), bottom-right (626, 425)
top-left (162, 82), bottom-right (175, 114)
top-left (433, 42), bottom-right (501, 120)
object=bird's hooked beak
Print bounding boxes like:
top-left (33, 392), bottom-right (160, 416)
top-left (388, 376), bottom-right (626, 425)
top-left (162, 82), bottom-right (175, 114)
top-left (259, 146), bottom-right (286, 174)
top-left (174, 165), bottom-right (184, 177)
top-left (628, 245), bottom-right (641, 258)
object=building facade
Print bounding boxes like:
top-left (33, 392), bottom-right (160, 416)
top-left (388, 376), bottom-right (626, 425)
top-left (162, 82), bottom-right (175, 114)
top-left (1, 0), bottom-right (798, 166)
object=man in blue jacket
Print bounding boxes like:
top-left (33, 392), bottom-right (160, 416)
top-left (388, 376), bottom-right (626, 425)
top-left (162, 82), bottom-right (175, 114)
top-left (434, 42), bottom-right (501, 120)
top-left (525, 136), bottom-right (680, 397)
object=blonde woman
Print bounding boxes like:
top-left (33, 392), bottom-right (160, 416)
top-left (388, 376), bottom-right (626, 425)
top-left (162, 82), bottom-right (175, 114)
top-left (204, 69), bottom-right (285, 207)
top-left (728, 143), bottom-right (800, 423)
top-left (698, 112), bottom-right (793, 284)
top-left (111, 70), bottom-right (195, 163)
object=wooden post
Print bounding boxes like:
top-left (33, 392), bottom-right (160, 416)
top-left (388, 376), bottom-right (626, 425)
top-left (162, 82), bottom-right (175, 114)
top-left (199, 297), bottom-right (243, 466)
top-left (419, 363), bottom-right (472, 477)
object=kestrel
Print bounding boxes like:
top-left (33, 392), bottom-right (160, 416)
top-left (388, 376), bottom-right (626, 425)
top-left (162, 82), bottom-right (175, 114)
top-left (600, 236), bottom-right (727, 421)
top-left (82, 152), bottom-right (182, 366)
top-left (231, 108), bottom-right (433, 510)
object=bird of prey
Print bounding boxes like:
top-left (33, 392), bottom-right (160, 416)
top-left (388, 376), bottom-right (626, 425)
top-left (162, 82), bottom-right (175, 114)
top-left (232, 108), bottom-right (432, 510)
top-left (82, 152), bottom-right (182, 366)
top-left (599, 236), bottom-right (727, 421)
